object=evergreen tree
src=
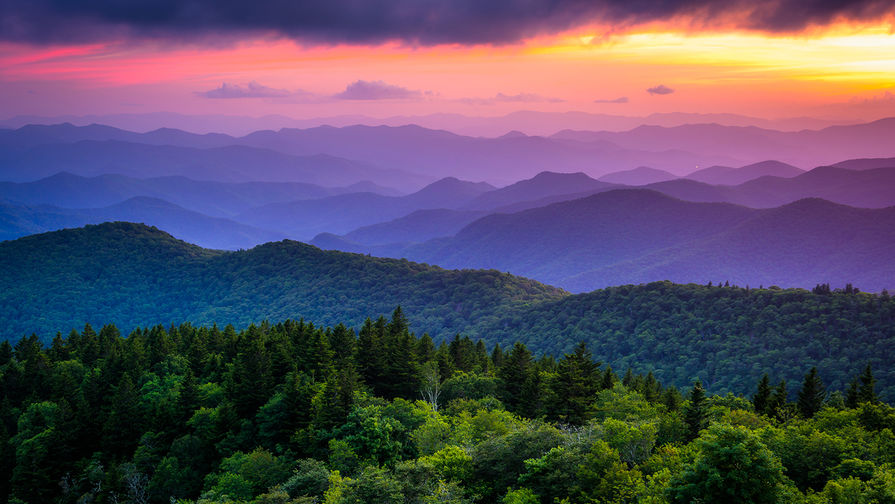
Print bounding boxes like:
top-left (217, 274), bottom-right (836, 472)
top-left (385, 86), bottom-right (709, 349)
top-left (846, 378), bottom-right (860, 409)
top-left (357, 317), bottom-right (383, 388)
top-left (550, 342), bottom-right (600, 424)
top-left (600, 366), bottom-right (617, 390)
top-left (491, 342), bottom-right (504, 369)
top-left (857, 364), bottom-right (878, 404)
top-left (662, 386), bottom-right (683, 412)
top-left (499, 343), bottom-right (534, 411)
top-left (753, 373), bottom-right (772, 416)
top-left (684, 380), bottom-right (709, 440)
top-left (641, 371), bottom-right (662, 403)
top-left (797, 367), bottom-right (826, 418)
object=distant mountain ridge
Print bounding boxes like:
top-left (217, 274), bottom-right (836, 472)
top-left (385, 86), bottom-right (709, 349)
top-left (234, 176), bottom-right (496, 239)
top-left (350, 189), bottom-right (895, 293)
top-left (0, 197), bottom-right (283, 250)
top-left (686, 160), bottom-right (804, 185)
top-left (0, 110), bottom-right (849, 137)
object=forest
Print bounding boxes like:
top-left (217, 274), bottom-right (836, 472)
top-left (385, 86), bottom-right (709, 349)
top-left (3, 308), bottom-right (894, 504)
top-left (4, 223), bottom-right (895, 401)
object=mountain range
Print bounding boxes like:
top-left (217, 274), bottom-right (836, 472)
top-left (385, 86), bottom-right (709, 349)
top-left (0, 110), bottom-right (848, 137)
top-left (393, 190), bottom-right (895, 292)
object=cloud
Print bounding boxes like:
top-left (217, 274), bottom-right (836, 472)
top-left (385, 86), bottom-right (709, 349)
top-left (333, 80), bottom-right (424, 100)
top-left (647, 85), bottom-right (675, 95)
top-left (200, 81), bottom-right (291, 99)
top-left (461, 92), bottom-right (564, 105)
top-left (4, 0), bottom-right (895, 46)
top-left (594, 96), bottom-right (629, 103)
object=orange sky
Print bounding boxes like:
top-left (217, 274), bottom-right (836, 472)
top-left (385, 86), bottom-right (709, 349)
top-left (1, 21), bottom-right (895, 122)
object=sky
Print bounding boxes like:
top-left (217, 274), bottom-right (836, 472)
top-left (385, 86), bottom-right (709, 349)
top-left (2, 0), bottom-right (895, 123)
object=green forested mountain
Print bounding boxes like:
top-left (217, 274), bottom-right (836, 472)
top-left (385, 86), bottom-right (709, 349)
top-left (0, 222), bottom-right (564, 341)
top-left (3, 223), bottom-right (895, 400)
top-left (479, 281), bottom-right (895, 400)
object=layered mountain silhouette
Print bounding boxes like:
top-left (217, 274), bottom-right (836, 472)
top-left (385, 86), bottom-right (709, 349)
top-left (0, 197), bottom-right (282, 249)
top-left (685, 160), bottom-right (803, 185)
top-left (598, 166), bottom-right (678, 185)
top-left (235, 177), bottom-right (495, 239)
top-left (372, 190), bottom-right (895, 292)
top-left (0, 172), bottom-right (399, 217)
top-left (4, 119), bottom-right (895, 185)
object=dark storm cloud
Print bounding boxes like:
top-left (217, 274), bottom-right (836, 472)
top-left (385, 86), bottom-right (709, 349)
top-left (3, 0), bottom-right (895, 45)
top-left (647, 85), bottom-right (675, 95)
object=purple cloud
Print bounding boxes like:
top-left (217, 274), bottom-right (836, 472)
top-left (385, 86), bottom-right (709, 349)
top-left (594, 96), bottom-right (629, 103)
top-left (647, 85), bottom-right (675, 96)
top-left (200, 81), bottom-right (291, 99)
top-left (334, 80), bottom-right (423, 100)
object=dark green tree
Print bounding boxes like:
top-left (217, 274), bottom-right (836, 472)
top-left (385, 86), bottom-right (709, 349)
top-left (753, 373), bottom-right (772, 416)
top-left (797, 367), bottom-right (826, 418)
top-left (550, 342), bottom-right (600, 424)
top-left (684, 380), bottom-right (709, 440)
top-left (858, 364), bottom-right (878, 404)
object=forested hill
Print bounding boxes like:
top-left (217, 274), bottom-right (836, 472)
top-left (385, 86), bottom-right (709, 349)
top-left (0, 222), bottom-right (565, 340)
top-left (481, 281), bottom-right (895, 400)
top-left (3, 223), bottom-right (895, 399)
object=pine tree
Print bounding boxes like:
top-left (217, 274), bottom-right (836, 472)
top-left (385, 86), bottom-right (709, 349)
top-left (857, 364), bottom-right (878, 404)
top-left (684, 380), bottom-right (709, 440)
top-left (662, 386), bottom-right (683, 412)
top-left (752, 373), bottom-right (772, 416)
top-left (797, 367), bottom-right (826, 418)
top-left (550, 342), bottom-right (600, 424)
top-left (768, 380), bottom-right (789, 420)
top-left (846, 378), bottom-right (860, 409)
top-left (490, 342), bottom-right (504, 369)
top-left (499, 343), bottom-right (534, 411)
top-left (600, 366), bottom-right (617, 390)
top-left (641, 371), bottom-right (661, 403)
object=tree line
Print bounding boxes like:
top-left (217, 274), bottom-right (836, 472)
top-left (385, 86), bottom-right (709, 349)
top-left (2, 308), bottom-right (894, 503)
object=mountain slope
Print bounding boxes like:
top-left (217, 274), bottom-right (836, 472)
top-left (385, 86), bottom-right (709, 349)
top-left (0, 138), bottom-right (427, 190)
top-left (410, 190), bottom-right (755, 286)
top-left (686, 160), bottom-right (804, 185)
top-left (406, 190), bottom-right (895, 292)
top-left (0, 223), bottom-right (565, 339)
top-left (339, 208), bottom-right (489, 245)
top-left (564, 198), bottom-right (895, 292)
top-left (0, 172), bottom-right (396, 217)
top-left (463, 171), bottom-right (619, 210)
top-left (0, 197), bottom-right (283, 249)
top-left (598, 166), bottom-right (678, 185)
top-left (235, 177), bottom-right (496, 239)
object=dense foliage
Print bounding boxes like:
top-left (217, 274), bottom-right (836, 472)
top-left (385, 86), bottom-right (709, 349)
top-left (2, 310), bottom-right (894, 504)
top-left (3, 223), bottom-right (895, 400)
top-left (484, 281), bottom-right (895, 400)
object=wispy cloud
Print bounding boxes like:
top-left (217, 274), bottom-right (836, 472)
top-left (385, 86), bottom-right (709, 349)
top-left (333, 80), bottom-right (426, 100)
top-left (200, 81), bottom-right (292, 99)
top-left (594, 96), bottom-right (629, 103)
top-left (646, 85), bottom-right (675, 96)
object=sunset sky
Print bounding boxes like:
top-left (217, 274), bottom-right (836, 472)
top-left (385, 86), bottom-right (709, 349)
top-left (2, 0), bottom-right (895, 122)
